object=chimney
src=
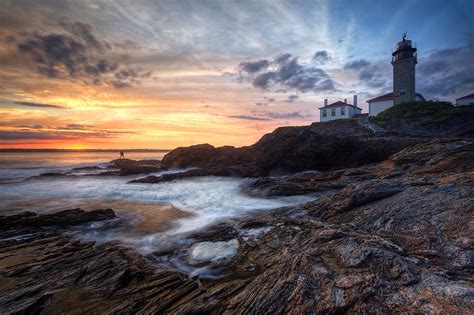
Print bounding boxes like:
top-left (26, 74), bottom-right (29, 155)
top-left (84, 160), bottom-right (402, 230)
top-left (324, 98), bottom-right (328, 106)
top-left (353, 95), bottom-right (357, 107)
top-left (344, 98), bottom-right (347, 103)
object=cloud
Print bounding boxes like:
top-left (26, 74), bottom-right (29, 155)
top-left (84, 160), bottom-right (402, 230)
top-left (284, 95), bottom-right (299, 102)
top-left (262, 111), bottom-right (305, 119)
top-left (312, 50), bottom-right (331, 64)
top-left (238, 59), bottom-right (270, 73)
top-left (0, 130), bottom-right (61, 140)
top-left (60, 123), bottom-right (91, 130)
top-left (239, 53), bottom-right (335, 93)
top-left (13, 20), bottom-right (150, 88)
top-left (226, 115), bottom-right (271, 121)
top-left (417, 44), bottom-right (474, 97)
top-left (14, 101), bottom-right (66, 109)
top-left (344, 58), bottom-right (387, 88)
top-left (0, 123), bottom-right (135, 141)
top-left (344, 59), bottom-right (371, 70)
top-left (232, 110), bottom-right (307, 121)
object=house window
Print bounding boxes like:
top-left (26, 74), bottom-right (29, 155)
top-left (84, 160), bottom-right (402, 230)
top-left (322, 109), bottom-right (327, 117)
top-left (331, 108), bottom-right (336, 116)
top-left (341, 107), bottom-right (345, 115)
top-left (399, 89), bottom-right (406, 96)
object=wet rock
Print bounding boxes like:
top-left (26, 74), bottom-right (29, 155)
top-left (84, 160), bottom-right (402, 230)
top-left (188, 239), bottom-right (239, 264)
top-left (39, 172), bottom-right (63, 177)
top-left (105, 159), bottom-right (162, 175)
top-left (1, 139), bottom-right (473, 313)
top-left (0, 208), bottom-right (115, 229)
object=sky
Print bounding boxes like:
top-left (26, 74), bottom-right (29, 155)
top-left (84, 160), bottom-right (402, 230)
top-left (0, 0), bottom-right (472, 149)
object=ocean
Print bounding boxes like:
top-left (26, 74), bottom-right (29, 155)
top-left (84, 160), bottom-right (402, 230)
top-left (0, 151), bottom-right (314, 253)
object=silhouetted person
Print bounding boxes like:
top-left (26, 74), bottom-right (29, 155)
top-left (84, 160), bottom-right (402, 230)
top-left (119, 150), bottom-right (125, 159)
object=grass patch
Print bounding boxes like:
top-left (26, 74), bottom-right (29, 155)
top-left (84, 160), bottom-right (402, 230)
top-left (371, 101), bottom-right (454, 127)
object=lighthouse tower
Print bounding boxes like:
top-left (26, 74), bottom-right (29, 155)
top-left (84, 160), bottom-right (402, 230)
top-left (391, 33), bottom-right (417, 105)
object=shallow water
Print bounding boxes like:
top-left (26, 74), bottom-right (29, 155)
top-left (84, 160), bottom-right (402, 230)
top-left (0, 151), bottom-right (316, 253)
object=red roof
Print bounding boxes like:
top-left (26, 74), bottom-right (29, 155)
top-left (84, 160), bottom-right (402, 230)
top-left (456, 93), bottom-right (474, 101)
top-left (367, 92), bottom-right (393, 102)
top-left (319, 101), bottom-right (362, 110)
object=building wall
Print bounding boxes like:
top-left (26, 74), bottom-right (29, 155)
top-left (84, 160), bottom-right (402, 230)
top-left (320, 106), bottom-right (349, 122)
top-left (456, 98), bottom-right (474, 106)
top-left (369, 99), bottom-right (394, 116)
top-left (320, 105), bottom-right (362, 121)
top-left (348, 106), bottom-right (362, 117)
top-left (392, 58), bottom-right (416, 105)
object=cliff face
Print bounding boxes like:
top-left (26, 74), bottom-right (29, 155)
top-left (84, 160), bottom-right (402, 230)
top-left (1, 139), bottom-right (473, 313)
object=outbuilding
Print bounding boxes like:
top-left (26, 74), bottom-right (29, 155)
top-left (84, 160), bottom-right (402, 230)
top-left (319, 95), bottom-right (362, 122)
top-left (455, 93), bottom-right (474, 106)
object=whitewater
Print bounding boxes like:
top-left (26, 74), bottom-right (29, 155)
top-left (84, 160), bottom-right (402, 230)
top-left (0, 151), bottom-right (315, 252)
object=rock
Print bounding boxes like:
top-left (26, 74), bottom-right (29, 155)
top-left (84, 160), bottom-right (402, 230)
top-left (130, 165), bottom-right (259, 183)
top-left (39, 172), bottom-right (63, 177)
top-left (188, 239), bottom-right (239, 264)
top-left (1, 139), bottom-right (473, 313)
top-left (105, 159), bottom-right (162, 175)
top-left (158, 120), bottom-right (424, 177)
top-left (0, 208), bottom-right (115, 229)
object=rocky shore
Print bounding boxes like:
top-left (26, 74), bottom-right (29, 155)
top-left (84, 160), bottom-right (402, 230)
top-left (1, 137), bottom-right (473, 313)
top-left (2, 103), bottom-right (473, 313)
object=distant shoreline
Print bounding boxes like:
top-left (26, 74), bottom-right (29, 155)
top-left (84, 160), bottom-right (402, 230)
top-left (0, 149), bottom-right (171, 153)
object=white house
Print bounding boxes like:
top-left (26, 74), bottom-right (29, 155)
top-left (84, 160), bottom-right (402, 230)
top-left (368, 92), bottom-right (425, 117)
top-left (319, 95), bottom-right (362, 122)
top-left (455, 93), bottom-right (474, 106)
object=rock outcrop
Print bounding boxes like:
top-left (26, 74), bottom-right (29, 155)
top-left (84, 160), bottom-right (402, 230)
top-left (1, 139), bottom-right (473, 313)
top-left (133, 120), bottom-right (424, 183)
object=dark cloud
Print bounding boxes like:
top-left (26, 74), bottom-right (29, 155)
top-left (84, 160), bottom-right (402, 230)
top-left (263, 111), bottom-right (305, 119)
top-left (13, 124), bottom-right (44, 129)
top-left (274, 53), bottom-right (292, 64)
top-left (418, 44), bottom-right (474, 97)
top-left (0, 130), bottom-right (61, 140)
top-left (0, 127), bottom-right (134, 141)
top-left (238, 59), bottom-right (270, 73)
top-left (12, 20), bottom-right (150, 89)
top-left (226, 115), bottom-right (271, 121)
top-left (344, 59), bottom-right (387, 88)
top-left (239, 53), bottom-right (335, 93)
top-left (252, 72), bottom-right (276, 89)
top-left (285, 95), bottom-right (299, 102)
top-left (60, 123), bottom-right (91, 130)
top-left (312, 51), bottom-right (331, 64)
top-left (14, 101), bottom-right (66, 109)
top-left (344, 59), bottom-right (371, 70)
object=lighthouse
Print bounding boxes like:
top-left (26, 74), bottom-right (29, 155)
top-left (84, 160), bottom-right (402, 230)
top-left (391, 33), bottom-right (417, 105)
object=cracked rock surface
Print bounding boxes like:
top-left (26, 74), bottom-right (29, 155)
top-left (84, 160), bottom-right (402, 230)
top-left (1, 139), bottom-right (473, 313)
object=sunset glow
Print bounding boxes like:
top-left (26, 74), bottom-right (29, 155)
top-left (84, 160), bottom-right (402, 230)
top-left (0, 0), bottom-right (472, 149)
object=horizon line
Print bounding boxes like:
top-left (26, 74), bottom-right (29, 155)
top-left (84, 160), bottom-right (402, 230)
top-left (0, 148), bottom-right (172, 152)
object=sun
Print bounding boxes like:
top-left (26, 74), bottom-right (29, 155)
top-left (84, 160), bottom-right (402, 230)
top-left (67, 144), bottom-right (86, 150)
